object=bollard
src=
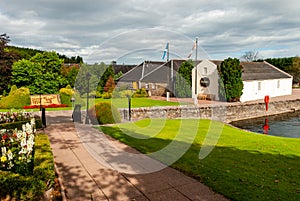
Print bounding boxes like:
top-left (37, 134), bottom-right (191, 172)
top-left (72, 104), bottom-right (82, 123)
top-left (166, 92), bottom-right (170, 101)
top-left (42, 108), bottom-right (46, 127)
top-left (264, 95), bottom-right (270, 111)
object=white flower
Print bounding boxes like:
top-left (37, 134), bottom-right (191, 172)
top-left (7, 150), bottom-right (13, 160)
top-left (1, 147), bottom-right (6, 155)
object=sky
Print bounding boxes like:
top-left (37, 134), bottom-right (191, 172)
top-left (1, 0), bottom-right (300, 64)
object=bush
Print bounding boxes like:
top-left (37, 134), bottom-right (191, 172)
top-left (132, 88), bottom-right (148, 98)
top-left (9, 85), bottom-right (18, 95)
top-left (102, 92), bottom-right (112, 99)
top-left (88, 102), bottom-right (121, 125)
top-left (59, 86), bottom-right (85, 107)
top-left (119, 90), bottom-right (134, 98)
top-left (59, 87), bottom-right (74, 106)
top-left (0, 119), bottom-right (42, 130)
top-left (0, 87), bottom-right (30, 109)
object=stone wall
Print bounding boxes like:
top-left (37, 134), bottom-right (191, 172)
top-left (119, 99), bottom-right (300, 123)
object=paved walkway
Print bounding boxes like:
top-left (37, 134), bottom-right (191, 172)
top-left (44, 111), bottom-right (229, 201)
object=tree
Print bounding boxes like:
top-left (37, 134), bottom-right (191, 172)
top-left (0, 34), bottom-right (20, 95)
top-left (241, 51), bottom-right (261, 62)
top-left (174, 61), bottom-right (194, 98)
top-left (12, 51), bottom-right (67, 94)
top-left (104, 76), bottom-right (116, 93)
top-left (218, 58), bottom-right (243, 102)
top-left (291, 57), bottom-right (300, 84)
top-left (98, 64), bottom-right (115, 93)
top-left (74, 63), bottom-right (108, 95)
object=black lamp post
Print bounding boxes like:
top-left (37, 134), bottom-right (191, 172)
top-left (127, 87), bottom-right (134, 121)
top-left (85, 72), bottom-right (92, 124)
top-left (127, 94), bottom-right (131, 121)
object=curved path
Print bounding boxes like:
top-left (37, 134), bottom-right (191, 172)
top-left (43, 110), bottom-right (229, 201)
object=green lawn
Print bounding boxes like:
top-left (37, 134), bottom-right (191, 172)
top-left (90, 97), bottom-right (184, 108)
top-left (0, 97), bottom-right (183, 112)
top-left (100, 119), bottom-right (300, 201)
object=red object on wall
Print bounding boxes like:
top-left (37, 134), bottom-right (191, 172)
top-left (264, 95), bottom-right (270, 111)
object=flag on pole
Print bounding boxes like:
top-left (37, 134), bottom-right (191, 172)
top-left (162, 42), bottom-right (169, 60)
top-left (187, 41), bottom-right (197, 58)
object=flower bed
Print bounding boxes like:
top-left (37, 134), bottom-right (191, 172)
top-left (0, 119), bottom-right (36, 175)
top-left (0, 111), bottom-right (33, 124)
top-left (23, 104), bottom-right (68, 109)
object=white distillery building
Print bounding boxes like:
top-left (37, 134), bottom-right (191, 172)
top-left (192, 59), bottom-right (293, 102)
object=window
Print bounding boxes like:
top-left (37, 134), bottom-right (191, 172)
top-left (277, 80), bottom-right (280, 88)
top-left (258, 82), bottom-right (261, 91)
top-left (203, 67), bottom-right (208, 75)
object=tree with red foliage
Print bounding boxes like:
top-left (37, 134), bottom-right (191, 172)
top-left (103, 76), bottom-right (116, 93)
top-left (0, 34), bottom-right (20, 95)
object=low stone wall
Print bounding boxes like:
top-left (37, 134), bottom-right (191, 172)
top-left (119, 99), bottom-right (300, 123)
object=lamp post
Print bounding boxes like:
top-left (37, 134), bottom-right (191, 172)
top-left (85, 72), bottom-right (92, 124)
top-left (127, 94), bottom-right (132, 121)
top-left (127, 87), bottom-right (134, 121)
top-left (71, 97), bottom-right (75, 108)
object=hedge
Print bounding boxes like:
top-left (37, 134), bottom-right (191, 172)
top-left (0, 118), bottom-right (42, 130)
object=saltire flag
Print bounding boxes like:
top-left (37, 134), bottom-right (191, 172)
top-left (162, 42), bottom-right (169, 60)
top-left (187, 41), bottom-right (197, 58)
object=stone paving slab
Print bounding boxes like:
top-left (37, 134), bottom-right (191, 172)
top-left (44, 119), bottom-right (229, 201)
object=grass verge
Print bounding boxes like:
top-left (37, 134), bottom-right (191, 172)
top-left (0, 133), bottom-right (59, 200)
top-left (100, 119), bottom-right (300, 201)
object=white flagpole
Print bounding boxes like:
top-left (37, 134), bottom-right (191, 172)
top-left (194, 37), bottom-right (198, 104)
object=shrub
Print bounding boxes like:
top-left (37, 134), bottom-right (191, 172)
top-left (88, 102), bottom-right (121, 125)
top-left (0, 87), bottom-right (30, 109)
top-left (9, 85), bottom-right (18, 95)
top-left (59, 86), bottom-right (85, 107)
top-left (59, 87), bottom-right (74, 106)
top-left (132, 88), bottom-right (148, 98)
top-left (119, 90), bottom-right (134, 98)
top-left (102, 92), bottom-right (112, 99)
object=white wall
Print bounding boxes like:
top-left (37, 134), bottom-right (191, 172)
top-left (192, 60), bottom-right (220, 100)
top-left (192, 60), bottom-right (293, 103)
top-left (240, 78), bottom-right (293, 102)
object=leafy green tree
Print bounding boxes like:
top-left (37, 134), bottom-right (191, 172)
top-left (174, 61), bottom-right (194, 98)
top-left (74, 63), bottom-right (107, 95)
top-left (11, 51), bottom-right (67, 94)
top-left (61, 65), bottom-right (79, 87)
top-left (218, 58), bottom-right (243, 102)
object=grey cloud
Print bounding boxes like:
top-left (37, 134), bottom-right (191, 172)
top-left (1, 0), bottom-right (299, 62)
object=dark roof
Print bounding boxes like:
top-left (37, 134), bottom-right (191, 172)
top-left (241, 61), bottom-right (291, 81)
top-left (119, 59), bottom-right (292, 83)
top-left (141, 59), bottom-right (201, 83)
top-left (112, 64), bottom-right (136, 74)
top-left (118, 61), bottom-right (165, 82)
top-left (210, 60), bottom-right (291, 81)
